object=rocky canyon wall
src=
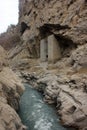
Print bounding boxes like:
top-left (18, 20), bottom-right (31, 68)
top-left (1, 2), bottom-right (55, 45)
top-left (8, 0), bottom-right (87, 70)
top-left (0, 0), bottom-right (87, 130)
top-left (13, 0), bottom-right (87, 68)
top-left (0, 46), bottom-right (26, 130)
top-left (19, 0), bottom-right (87, 44)
top-left (17, 0), bottom-right (87, 130)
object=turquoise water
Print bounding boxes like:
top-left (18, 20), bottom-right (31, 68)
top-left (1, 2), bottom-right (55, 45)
top-left (18, 84), bottom-right (71, 130)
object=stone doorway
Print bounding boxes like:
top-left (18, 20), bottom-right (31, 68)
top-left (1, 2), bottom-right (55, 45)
top-left (40, 35), bottom-right (61, 63)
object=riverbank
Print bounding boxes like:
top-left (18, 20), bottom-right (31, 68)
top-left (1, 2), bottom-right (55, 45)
top-left (18, 83), bottom-right (75, 130)
top-left (0, 67), bottom-right (27, 130)
top-left (0, 0), bottom-right (87, 129)
top-left (20, 63), bottom-right (87, 130)
top-left (0, 45), bottom-right (27, 130)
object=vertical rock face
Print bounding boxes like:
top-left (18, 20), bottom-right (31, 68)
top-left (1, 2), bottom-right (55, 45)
top-left (17, 0), bottom-right (87, 67)
top-left (0, 0), bottom-right (87, 130)
top-left (0, 45), bottom-right (26, 130)
top-left (17, 0), bottom-right (87, 130)
top-left (19, 0), bottom-right (87, 45)
top-left (0, 25), bottom-right (20, 50)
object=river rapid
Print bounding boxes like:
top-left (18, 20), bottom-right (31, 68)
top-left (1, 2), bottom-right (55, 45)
top-left (18, 84), bottom-right (73, 130)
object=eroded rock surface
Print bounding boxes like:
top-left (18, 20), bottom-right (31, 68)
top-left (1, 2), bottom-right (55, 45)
top-left (13, 0), bottom-right (87, 129)
top-left (0, 46), bottom-right (26, 130)
top-left (0, 67), bottom-right (27, 130)
top-left (19, 0), bottom-right (87, 45)
top-left (21, 68), bottom-right (87, 130)
top-left (0, 0), bottom-right (87, 129)
top-left (20, 45), bottom-right (87, 129)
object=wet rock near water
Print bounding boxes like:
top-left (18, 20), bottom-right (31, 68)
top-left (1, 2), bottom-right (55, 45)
top-left (25, 72), bottom-right (87, 130)
top-left (69, 44), bottom-right (87, 71)
top-left (0, 0), bottom-right (87, 129)
top-left (0, 46), bottom-right (26, 130)
top-left (0, 102), bottom-right (27, 130)
top-left (19, 84), bottom-right (69, 130)
top-left (0, 67), bottom-right (27, 130)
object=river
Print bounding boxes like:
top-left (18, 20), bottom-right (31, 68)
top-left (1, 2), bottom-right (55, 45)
top-left (18, 84), bottom-right (73, 130)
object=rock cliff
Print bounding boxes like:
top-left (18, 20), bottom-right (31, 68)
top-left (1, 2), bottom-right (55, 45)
top-left (17, 0), bottom-right (87, 129)
top-left (18, 0), bottom-right (87, 51)
top-left (9, 0), bottom-right (87, 71)
top-left (0, 0), bottom-right (87, 130)
top-left (0, 46), bottom-right (26, 130)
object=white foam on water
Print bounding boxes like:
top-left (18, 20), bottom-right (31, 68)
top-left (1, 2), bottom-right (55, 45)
top-left (34, 118), bottom-right (52, 130)
top-left (34, 104), bottom-right (42, 109)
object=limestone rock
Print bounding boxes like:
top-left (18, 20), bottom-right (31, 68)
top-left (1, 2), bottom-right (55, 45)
top-left (19, 0), bottom-right (87, 45)
top-left (25, 72), bottom-right (87, 129)
top-left (0, 45), bottom-right (8, 70)
top-left (0, 0), bottom-right (87, 129)
top-left (9, 0), bottom-right (87, 129)
top-left (0, 25), bottom-right (20, 50)
top-left (0, 67), bottom-right (25, 110)
top-left (0, 102), bottom-right (27, 130)
top-left (69, 44), bottom-right (87, 71)
top-left (0, 45), bottom-right (26, 130)
top-left (0, 67), bottom-right (26, 130)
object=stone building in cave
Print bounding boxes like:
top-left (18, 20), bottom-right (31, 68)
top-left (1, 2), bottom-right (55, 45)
top-left (20, 22), bottom-right (76, 63)
top-left (40, 24), bottom-right (76, 63)
top-left (40, 35), bottom-right (61, 63)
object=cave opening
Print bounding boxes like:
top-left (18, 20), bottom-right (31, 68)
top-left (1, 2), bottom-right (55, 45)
top-left (20, 22), bottom-right (30, 34)
top-left (39, 23), bottom-right (70, 39)
top-left (55, 35), bottom-right (77, 57)
top-left (39, 24), bottom-right (77, 62)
